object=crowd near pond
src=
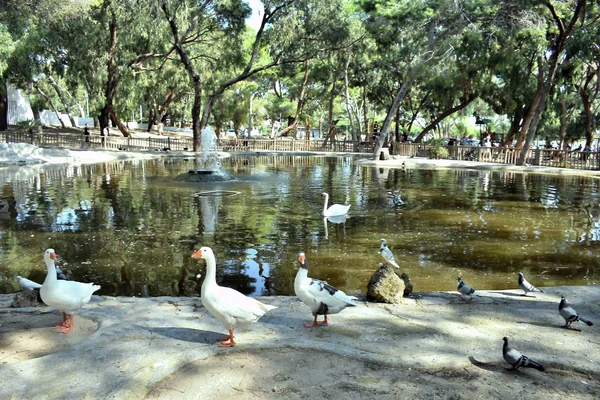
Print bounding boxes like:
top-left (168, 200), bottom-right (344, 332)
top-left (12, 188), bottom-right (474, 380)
top-left (0, 155), bottom-right (598, 297)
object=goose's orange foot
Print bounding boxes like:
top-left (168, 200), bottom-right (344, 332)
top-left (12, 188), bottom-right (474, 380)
top-left (217, 336), bottom-right (234, 342)
top-left (218, 339), bottom-right (236, 348)
top-left (57, 324), bottom-right (74, 334)
top-left (217, 329), bottom-right (236, 347)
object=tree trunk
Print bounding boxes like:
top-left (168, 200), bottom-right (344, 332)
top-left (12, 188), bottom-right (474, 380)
top-left (362, 86), bottom-right (368, 141)
top-left (503, 104), bottom-right (525, 146)
top-left (275, 60), bottom-right (310, 138)
top-left (100, 6), bottom-right (119, 139)
top-left (109, 109), bottom-right (130, 137)
top-left (322, 67), bottom-right (339, 148)
top-left (343, 57), bottom-right (358, 150)
top-left (33, 81), bottom-right (65, 128)
top-left (516, 0), bottom-right (586, 165)
top-left (0, 75), bottom-right (7, 131)
top-left (578, 64), bottom-right (597, 149)
top-left (373, 23), bottom-right (439, 159)
top-left (413, 95), bottom-right (476, 142)
top-left (47, 75), bottom-right (78, 127)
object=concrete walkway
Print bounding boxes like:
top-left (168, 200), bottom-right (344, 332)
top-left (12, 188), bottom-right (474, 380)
top-left (0, 285), bottom-right (598, 399)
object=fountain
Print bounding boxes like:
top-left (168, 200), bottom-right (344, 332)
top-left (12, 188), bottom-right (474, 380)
top-left (191, 127), bottom-right (221, 174)
top-left (179, 127), bottom-right (231, 183)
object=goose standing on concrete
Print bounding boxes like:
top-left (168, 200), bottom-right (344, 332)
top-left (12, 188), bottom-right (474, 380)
top-left (518, 272), bottom-right (544, 296)
top-left (559, 296), bottom-right (593, 329)
top-left (192, 247), bottom-right (277, 347)
top-left (321, 192), bottom-right (350, 217)
top-left (502, 337), bottom-right (545, 371)
top-left (294, 251), bottom-right (356, 327)
top-left (457, 276), bottom-right (475, 301)
top-left (379, 238), bottom-right (400, 269)
top-left (39, 249), bottom-right (101, 334)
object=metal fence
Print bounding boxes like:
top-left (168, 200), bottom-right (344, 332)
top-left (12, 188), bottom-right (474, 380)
top-left (2, 130), bottom-right (599, 171)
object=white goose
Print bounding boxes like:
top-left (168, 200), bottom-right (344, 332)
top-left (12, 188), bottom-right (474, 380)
top-left (321, 192), bottom-right (350, 217)
top-left (294, 252), bottom-right (356, 327)
top-left (192, 247), bottom-right (277, 347)
top-left (39, 249), bottom-right (100, 334)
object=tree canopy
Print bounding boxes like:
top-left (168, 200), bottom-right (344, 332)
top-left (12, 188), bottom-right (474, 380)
top-left (0, 0), bottom-right (598, 162)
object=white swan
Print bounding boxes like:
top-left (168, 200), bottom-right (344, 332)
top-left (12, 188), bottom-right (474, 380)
top-left (192, 247), bottom-right (277, 347)
top-left (294, 252), bottom-right (356, 327)
top-left (39, 249), bottom-right (101, 334)
top-left (321, 192), bottom-right (350, 217)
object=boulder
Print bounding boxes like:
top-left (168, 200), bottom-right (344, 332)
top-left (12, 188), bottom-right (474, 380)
top-left (400, 272), bottom-right (414, 297)
top-left (10, 290), bottom-right (41, 308)
top-left (367, 263), bottom-right (404, 304)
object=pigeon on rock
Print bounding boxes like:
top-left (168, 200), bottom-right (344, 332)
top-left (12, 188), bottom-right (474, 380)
top-left (379, 238), bottom-right (400, 269)
top-left (502, 337), bottom-right (545, 371)
top-left (518, 272), bottom-right (543, 296)
top-left (457, 276), bottom-right (475, 301)
top-left (16, 276), bottom-right (42, 293)
top-left (559, 296), bottom-right (593, 329)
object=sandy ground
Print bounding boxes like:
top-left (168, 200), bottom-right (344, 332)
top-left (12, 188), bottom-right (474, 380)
top-left (0, 285), bottom-right (598, 399)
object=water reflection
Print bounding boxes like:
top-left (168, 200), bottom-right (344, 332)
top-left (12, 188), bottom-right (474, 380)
top-left (0, 156), bottom-right (599, 297)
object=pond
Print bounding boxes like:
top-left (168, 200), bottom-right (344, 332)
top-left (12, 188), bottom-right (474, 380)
top-left (0, 155), bottom-right (598, 298)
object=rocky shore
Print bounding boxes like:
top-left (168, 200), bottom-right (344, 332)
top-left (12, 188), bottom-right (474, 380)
top-left (0, 285), bottom-right (598, 399)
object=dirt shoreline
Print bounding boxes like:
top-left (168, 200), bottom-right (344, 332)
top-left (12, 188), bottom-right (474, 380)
top-left (0, 285), bottom-right (598, 399)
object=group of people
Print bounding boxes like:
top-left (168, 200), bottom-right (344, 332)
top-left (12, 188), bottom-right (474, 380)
top-left (82, 123), bottom-right (110, 148)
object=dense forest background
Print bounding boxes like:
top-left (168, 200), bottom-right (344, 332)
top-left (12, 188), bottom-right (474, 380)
top-left (0, 0), bottom-right (598, 162)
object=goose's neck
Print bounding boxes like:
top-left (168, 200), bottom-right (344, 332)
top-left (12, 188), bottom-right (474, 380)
top-left (43, 259), bottom-right (57, 285)
top-left (296, 263), bottom-right (308, 278)
top-left (322, 194), bottom-right (329, 214)
top-left (201, 255), bottom-right (218, 292)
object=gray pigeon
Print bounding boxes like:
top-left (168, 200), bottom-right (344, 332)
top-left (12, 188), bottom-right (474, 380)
top-left (457, 276), bottom-right (475, 301)
top-left (518, 272), bottom-right (543, 295)
top-left (379, 239), bottom-right (400, 269)
top-left (559, 296), bottom-right (593, 328)
top-left (502, 337), bottom-right (545, 371)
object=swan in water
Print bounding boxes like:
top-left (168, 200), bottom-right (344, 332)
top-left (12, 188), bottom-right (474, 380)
top-left (321, 192), bottom-right (350, 217)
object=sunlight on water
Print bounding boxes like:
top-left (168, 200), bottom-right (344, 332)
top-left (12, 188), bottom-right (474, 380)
top-left (0, 156), bottom-right (598, 297)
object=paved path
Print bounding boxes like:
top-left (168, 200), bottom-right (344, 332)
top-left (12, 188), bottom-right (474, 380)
top-left (0, 285), bottom-right (598, 399)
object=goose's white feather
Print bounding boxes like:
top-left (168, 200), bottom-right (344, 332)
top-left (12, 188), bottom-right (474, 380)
top-left (294, 252), bottom-right (355, 317)
top-left (39, 249), bottom-right (100, 315)
top-left (193, 247), bottom-right (276, 331)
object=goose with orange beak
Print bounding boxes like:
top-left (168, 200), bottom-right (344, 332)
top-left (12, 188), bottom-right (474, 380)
top-left (294, 251), bottom-right (356, 327)
top-left (192, 247), bottom-right (277, 347)
top-left (39, 249), bottom-right (100, 334)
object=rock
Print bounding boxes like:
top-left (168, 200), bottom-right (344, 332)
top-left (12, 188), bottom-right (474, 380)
top-left (366, 263), bottom-right (404, 304)
top-left (400, 272), bottom-right (414, 297)
top-left (10, 290), bottom-right (41, 308)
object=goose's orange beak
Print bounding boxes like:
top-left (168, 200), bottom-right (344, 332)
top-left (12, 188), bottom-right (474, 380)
top-left (298, 254), bottom-right (305, 264)
top-left (191, 249), bottom-right (203, 259)
top-left (50, 252), bottom-right (56, 260)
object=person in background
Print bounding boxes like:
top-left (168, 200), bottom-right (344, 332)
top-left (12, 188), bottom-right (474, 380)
top-left (83, 123), bottom-right (91, 147)
top-left (100, 125), bottom-right (109, 148)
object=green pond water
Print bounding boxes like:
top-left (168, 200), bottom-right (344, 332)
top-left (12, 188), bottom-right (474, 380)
top-left (0, 155), bottom-right (598, 297)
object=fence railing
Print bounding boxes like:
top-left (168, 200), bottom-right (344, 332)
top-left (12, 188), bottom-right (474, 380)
top-left (3, 130), bottom-right (599, 171)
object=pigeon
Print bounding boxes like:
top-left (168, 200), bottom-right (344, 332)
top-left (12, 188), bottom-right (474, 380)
top-left (55, 265), bottom-right (68, 280)
top-left (559, 296), bottom-right (593, 328)
top-left (502, 337), bottom-right (545, 371)
top-left (518, 272), bottom-right (543, 296)
top-left (16, 276), bottom-right (42, 292)
top-left (379, 238), bottom-right (400, 269)
top-left (457, 276), bottom-right (475, 301)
